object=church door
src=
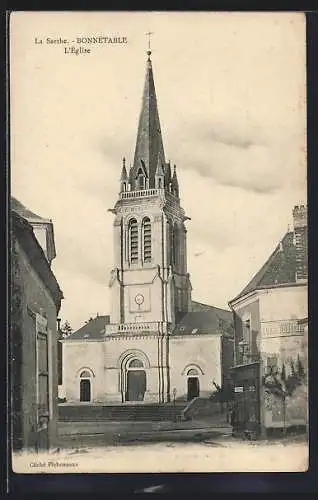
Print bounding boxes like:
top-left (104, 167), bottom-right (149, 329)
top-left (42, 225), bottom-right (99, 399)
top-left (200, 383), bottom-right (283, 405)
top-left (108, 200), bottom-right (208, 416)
top-left (187, 377), bottom-right (200, 400)
top-left (126, 370), bottom-right (146, 402)
top-left (80, 379), bottom-right (91, 402)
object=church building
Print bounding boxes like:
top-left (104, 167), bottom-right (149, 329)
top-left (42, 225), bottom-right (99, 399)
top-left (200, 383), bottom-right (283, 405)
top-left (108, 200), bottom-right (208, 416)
top-left (61, 49), bottom-right (234, 405)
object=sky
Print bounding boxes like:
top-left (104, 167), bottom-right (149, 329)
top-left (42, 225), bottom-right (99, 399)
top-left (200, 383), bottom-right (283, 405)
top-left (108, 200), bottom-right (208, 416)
top-left (10, 12), bottom-right (307, 330)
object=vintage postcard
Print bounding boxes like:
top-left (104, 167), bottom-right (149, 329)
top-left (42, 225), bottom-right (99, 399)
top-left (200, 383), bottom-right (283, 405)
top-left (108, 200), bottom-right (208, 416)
top-left (9, 11), bottom-right (308, 475)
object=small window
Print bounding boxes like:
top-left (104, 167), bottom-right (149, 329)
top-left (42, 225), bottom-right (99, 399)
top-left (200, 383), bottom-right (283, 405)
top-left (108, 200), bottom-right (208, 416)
top-left (80, 370), bottom-right (92, 378)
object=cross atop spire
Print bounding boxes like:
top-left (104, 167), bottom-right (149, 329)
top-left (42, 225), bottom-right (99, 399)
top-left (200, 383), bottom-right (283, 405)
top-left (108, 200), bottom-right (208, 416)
top-left (145, 31), bottom-right (154, 58)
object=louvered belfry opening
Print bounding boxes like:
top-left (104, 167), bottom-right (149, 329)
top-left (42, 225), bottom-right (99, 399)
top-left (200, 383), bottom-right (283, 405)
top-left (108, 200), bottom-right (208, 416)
top-left (129, 218), bottom-right (138, 264)
top-left (143, 217), bottom-right (152, 262)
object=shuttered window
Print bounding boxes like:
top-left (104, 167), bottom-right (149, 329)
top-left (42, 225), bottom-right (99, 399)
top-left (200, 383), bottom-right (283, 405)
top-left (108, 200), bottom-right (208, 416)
top-left (129, 218), bottom-right (138, 264)
top-left (37, 330), bottom-right (49, 416)
top-left (142, 217), bottom-right (151, 263)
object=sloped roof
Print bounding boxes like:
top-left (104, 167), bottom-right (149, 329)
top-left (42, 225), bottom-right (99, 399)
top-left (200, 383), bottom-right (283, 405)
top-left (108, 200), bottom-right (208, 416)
top-left (11, 210), bottom-right (63, 310)
top-left (230, 231), bottom-right (297, 304)
top-left (11, 196), bottom-right (51, 223)
top-left (191, 300), bottom-right (232, 321)
top-left (174, 301), bottom-right (233, 336)
top-left (64, 315), bottom-right (110, 340)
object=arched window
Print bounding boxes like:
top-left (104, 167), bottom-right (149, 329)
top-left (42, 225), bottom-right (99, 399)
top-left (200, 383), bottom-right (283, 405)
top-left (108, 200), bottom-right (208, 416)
top-left (80, 370), bottom-right (92, 378)
top-left (172, 224), bottom-right (179, 266)
top-left (128, 359), bottom-right (144, 368)
top-left (187, 368), bottom-right (199, 376)
top-left (129, 218), bottom-right (138, 264)
top-left (142, 217), bottom-right (151, 263)
top-left (137, 168), bottom-right (145, 190)
top-left (168, 222), bottom-right (174, 265)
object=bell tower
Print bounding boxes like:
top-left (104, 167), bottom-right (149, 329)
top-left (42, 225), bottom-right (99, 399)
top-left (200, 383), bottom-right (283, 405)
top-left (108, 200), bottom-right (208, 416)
top-left (108, 49), bottom-right (192, 329)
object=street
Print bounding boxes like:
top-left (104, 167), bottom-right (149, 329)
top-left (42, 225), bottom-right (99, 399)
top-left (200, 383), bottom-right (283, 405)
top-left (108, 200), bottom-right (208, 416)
top-left (56, 434), bottom-right (307, 473)
top-left (12, 430), bottom-right (308, 474)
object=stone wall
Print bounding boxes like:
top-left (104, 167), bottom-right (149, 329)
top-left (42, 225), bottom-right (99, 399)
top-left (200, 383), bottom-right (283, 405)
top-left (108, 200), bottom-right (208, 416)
top-left (62, 332), bottom-right (223, 404)
top-left (259, 285), bottom-right (307, 323)
top-left (169, 334), bottom-right (222, 401)
top-left (62, 341), bottom-right (105, 402)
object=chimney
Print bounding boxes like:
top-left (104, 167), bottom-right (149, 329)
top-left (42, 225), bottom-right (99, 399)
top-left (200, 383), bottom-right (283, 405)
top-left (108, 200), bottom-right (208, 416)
top-left (292, 205), bottom-right (308, 282)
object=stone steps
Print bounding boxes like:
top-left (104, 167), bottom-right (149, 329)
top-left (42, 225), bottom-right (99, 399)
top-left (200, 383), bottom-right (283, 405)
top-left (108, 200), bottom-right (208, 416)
top-left (58, 403), bottom-right (189, 422)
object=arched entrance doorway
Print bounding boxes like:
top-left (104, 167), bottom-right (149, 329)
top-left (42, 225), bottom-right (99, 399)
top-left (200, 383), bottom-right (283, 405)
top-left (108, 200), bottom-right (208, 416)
top-left (187, 368), bottom-right (200, 400)
top-left (125, 359), bottom-right (146, 402)
top-left (79, 370), bottom-right (92, 402)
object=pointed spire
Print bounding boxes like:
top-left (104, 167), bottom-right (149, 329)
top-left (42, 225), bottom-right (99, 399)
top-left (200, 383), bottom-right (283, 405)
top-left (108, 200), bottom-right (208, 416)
top-left (131, 50), bottom-right (166, 190)
top-left (171, 164), bottom-right (179, 197)
top-left (120, 157), bottom-right (128, 181)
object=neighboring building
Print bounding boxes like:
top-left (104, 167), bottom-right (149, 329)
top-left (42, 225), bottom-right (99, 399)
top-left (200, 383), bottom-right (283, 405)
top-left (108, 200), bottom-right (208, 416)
top-left (11, 197), bottom-right (57, 265)
top-left (11, 197), bottom-right (63, 452)
top-left (61, 49), bottom-right (234, 405)
top-left (229, 205), bottom-right (308, 436)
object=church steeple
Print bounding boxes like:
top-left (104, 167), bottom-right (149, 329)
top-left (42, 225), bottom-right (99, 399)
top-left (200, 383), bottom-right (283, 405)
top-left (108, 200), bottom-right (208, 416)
top-left (130, 49), bottom-right (166, 190)
top-left (120, 157), bottom-right (128, 192)
top-left (109, 44), bottom-right (192, 329)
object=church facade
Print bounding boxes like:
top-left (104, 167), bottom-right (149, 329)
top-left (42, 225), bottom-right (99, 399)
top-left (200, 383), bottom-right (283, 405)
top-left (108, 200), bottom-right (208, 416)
top-left (61, 50), bottom-right (234, 404)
